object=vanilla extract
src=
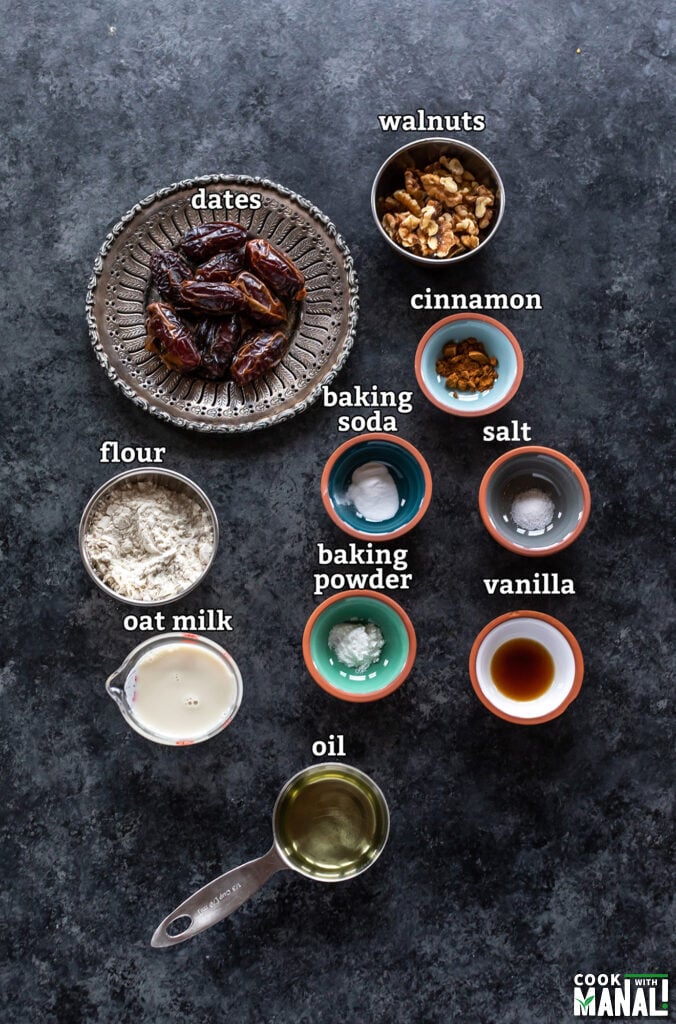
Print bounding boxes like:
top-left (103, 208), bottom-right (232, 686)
top-left (490, 638), bottom-right (554, 701)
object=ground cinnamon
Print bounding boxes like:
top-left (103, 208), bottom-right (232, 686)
top-left (435, 337), bottom-right (498, 393)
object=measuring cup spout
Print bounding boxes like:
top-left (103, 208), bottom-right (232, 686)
top-left (151, 846), bottom-right (285, 949)
top-left (105, 668), bottom-right (126, 714)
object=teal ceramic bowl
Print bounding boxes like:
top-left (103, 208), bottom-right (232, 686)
top-left (415, 313), bottom-right (523, 417)
top-left (321, 433), bottom-right (432, 541)
top-left (303, 591), bottom-right (417, 702)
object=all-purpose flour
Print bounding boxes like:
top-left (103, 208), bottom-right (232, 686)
top-left (85, 480), bottom-right (214, 601)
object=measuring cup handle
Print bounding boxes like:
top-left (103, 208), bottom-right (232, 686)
top-left (151, 846), bottom-right (284, 949)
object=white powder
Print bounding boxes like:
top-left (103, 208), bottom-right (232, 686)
top-left (510, 488), bottom-right (555, 532)
top-left (345, 462), bottom-right (400, 522)
top-left (328, 621), bottom-right (385, 672)
top-left (85, 479), bottom-right (215, 601)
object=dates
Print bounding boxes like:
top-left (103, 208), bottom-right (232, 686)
top-left (178, 221), bottom-right (248, 262)
top-left (195, 249), bottom-right (246, 283)
top-left (230, 330), bottom-right (287, 386)
top-left (246, 238), bottom-right (307, 301)
top-left (234, 271), bottom-right (287, 325)
top-left (150, 250), bottom-right (193, 306)
top-left (145, 217), bottom-right (307, 385)
top-left (145, 303), bottom-right (201, 372)
top-left (195, 316), bottom-right (242, 379)
top-left (179, 280), bottom-right (249, 315)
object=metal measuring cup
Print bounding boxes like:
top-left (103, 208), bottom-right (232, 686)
top-left (151, 763), bottom-right (390, 948)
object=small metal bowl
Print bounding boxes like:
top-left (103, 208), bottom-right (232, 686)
top-left (371, 137), bottom-right (505, 266)
top-left (79, 468), bottom-right (219, 606)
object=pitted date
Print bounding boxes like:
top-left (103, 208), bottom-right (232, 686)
top-left (245, 239), bottom-right (307, 301)
top-left (179, 280), bottom-right (249, 315)
top-left (150, 250), bottom-right (193, 306)
top-left (178, 221), bottom-right (247, 262)
top-left (195, 315), bottom-right (242, 379)
top-left (230, 329), bottom-right (287, 386)
top-left (234, 271), bottom-right (287, 325)
top-left (195, 249), bottom-right (246, 283)
top-left (145, 303), bottom-right (201, 372)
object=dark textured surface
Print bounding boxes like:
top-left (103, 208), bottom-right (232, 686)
top-left (1, 2), bottom-right (673, 1022)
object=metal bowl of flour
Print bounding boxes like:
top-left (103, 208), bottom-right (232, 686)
top-left (79, 468), bottom-right (219, 606)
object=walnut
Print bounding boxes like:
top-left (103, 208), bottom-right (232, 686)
top-left (474, 195), bottom-right (494, 220)
top-left (454, 217), bottom-right (476, 234)
top-left (436, 216), bottom-right (459, 258)
top-left (398, 213), bottom-right (421, 249)
top-left (419, 205), bottom-right (439, 235)
top-left (382, 213), bottom-right (400, 239)
top-left (394, 190), bottom-right (422, 216)
top-left (439, 175), bottom-right (458, 194)
top-left (379, 153), bottom-right (497, 259)
top-left (404, 169), bottom-right (425, 205)
top-left (419, 173), bottom-right (456, 205)
top-left (440, 155), bottom-right (465, 179)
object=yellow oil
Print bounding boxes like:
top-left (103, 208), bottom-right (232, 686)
top-left (275, 767), bottom-right (388, 880)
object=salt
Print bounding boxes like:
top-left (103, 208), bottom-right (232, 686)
top-left (510, 488), bottom-right (555, 532)
top-left (345, 462), bottom-right (400, 522)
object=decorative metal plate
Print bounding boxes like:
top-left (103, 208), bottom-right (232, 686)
top-left (86, 175), bottom-right (358, 432)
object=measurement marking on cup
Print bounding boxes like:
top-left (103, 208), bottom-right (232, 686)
top-left (197, 881), bottom-right (243, 915)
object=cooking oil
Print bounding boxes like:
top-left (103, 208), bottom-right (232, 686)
top-left (275, 766), bottom-right (388, 880)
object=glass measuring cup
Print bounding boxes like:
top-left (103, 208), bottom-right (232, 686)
top-left (151, 763), bottom-right (390, 948)
top-left (106, 633), bottom-right (243, 746)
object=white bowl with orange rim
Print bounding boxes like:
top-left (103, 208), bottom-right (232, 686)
top-left (469, 611), bottom-right (584, 725)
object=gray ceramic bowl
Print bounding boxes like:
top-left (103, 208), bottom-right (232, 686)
top-left (371, 137), bottom-right (505, 266)
top-left (79, 468), bottom-right (219, 605)
top-left (479, 447), bottom-right (591, 557)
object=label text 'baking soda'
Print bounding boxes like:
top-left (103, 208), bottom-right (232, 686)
top-left (322, 385), bottom-right (413, 433)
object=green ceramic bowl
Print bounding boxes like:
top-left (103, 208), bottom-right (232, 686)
top-left (303, 591), bottom-right (417, 702)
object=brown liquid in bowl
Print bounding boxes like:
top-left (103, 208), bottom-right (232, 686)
top-left (490, 637), bottom-right (554, 701)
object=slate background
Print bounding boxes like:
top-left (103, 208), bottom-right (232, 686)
top-left (1, 1), bottom-right (673, 1022)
